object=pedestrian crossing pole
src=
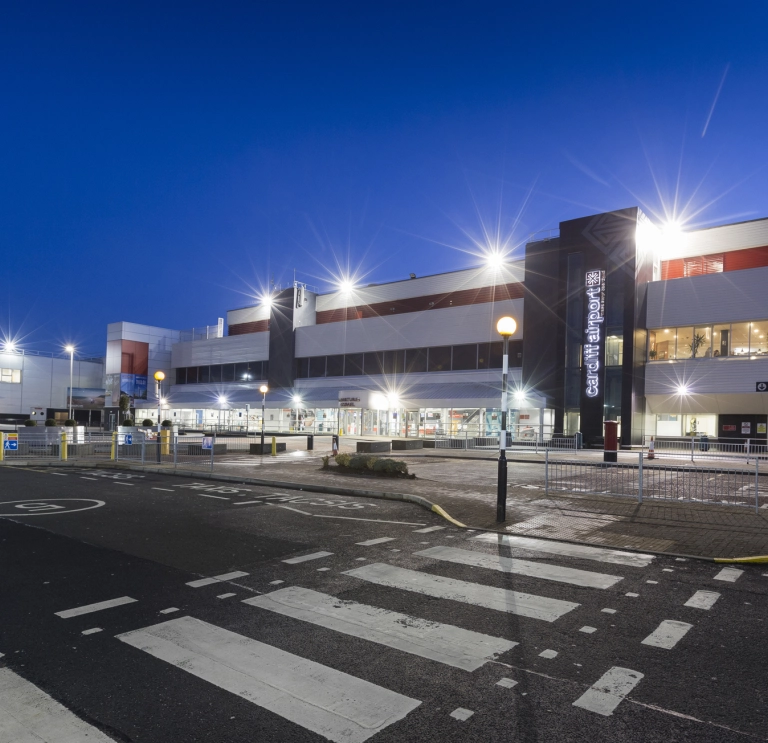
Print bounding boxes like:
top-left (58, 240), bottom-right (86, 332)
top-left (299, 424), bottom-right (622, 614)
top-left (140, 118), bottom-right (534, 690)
top-left (496, 316), bottom-right (517, 523)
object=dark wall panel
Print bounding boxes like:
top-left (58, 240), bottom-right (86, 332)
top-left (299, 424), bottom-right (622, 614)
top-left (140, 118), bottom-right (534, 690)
top-left (267, 288), bottom-right (296, 390)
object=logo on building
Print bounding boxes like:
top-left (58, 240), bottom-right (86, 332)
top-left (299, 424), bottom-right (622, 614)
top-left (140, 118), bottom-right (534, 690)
top-left (584, 270), bottom-right (605, 398)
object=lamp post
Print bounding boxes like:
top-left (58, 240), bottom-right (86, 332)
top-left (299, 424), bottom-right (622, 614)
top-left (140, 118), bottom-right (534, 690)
top-left (259, 384), bottom-right (268, 452)
top-left (496, 316), bottom-right (517, 522)
top-left (65, 345), bottom-right (75, 421)
top-left (153, 371), bottom-right (165, 435)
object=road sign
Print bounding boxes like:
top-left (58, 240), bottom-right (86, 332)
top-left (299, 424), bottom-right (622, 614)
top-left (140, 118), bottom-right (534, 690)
top-left (757, 382), bottom-right (768, 392)
top-left (124, 434), bottom-right (133, 445)
top-left (3, 433), bottom-right (18, 451)
top-left (201, 437), bottom-right (213, 450)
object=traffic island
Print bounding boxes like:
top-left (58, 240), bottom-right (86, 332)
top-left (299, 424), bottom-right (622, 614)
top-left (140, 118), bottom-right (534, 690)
top-left (322, 453), bottom-right (415, 479)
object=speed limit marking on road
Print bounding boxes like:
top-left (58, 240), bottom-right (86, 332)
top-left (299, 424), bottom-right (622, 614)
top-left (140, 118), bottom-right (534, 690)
top-left (0, 499), bottom-right (105, 516)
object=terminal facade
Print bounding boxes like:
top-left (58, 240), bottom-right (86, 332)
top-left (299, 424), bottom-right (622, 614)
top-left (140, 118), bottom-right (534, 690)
top-left (100, 206), bottom-right (768, 448)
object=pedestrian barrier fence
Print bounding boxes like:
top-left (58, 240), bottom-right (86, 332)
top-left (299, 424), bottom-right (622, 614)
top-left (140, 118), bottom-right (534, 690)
top-left (434, 432), bottom-right (580, 452)
top-left (644, 436), bottom-right (768, 463)
top-left (545, 450), bottom-right (764, 512)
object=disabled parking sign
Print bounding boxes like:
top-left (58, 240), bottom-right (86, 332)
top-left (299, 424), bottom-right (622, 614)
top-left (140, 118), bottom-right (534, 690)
top-left (3, 433), bottom-right (18, 451)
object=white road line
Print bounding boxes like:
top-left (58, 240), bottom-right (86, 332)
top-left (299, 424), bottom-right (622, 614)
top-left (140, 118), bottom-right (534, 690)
top-left (413, 526), bottom-right (446, 534)
top-left (233, 500), bottom-right (262, 505)
top-left (684, 591), bottom-right (721, 610)
top-left (356, 537), bottom-right (396, 546)
top-left (245, 587), bottom-right (518, 671)
top-left (81, 628), bottom-right (102, 635)
top-left (539, 649), bottom-right (558, 659)
top-left (641, 620), bottom-right (693, 649)
top-left (217, 593), bottom-right (236, 599)
top-left (579, 626), bottom-right (597, 634)
top-left (196, 493), bottom-right (229, 500)
top-left (113, 482), bottom-right (134, 486)
top-left (472, 533), bottom-right (654, 568)
top-left (314, 516), bottom-right (425, 525)
top-left (572, 666), bottom-right (644, 716)
top-left (51, 473), bottom-right (67, 476)
top-left (117, 616), bottom-right (421, 743)
top-left (160, 608), bottom-right (179, 614)
top-left (0, 667), bottom-right (116, 742)
top-left (213, 571), bottom-right (249, 581)
top-left (275, 505), bottom-right (312, 514)
top-left (450, 708), bottom-right (474, 721)
top-left (152, 487), bottom-right (175, 492)
top-left (55, 596), bottom-right (137, 618)
top-left (187, 577), bottom-right (219, 588)
top-left (415, 546), bottom-right (623, 590)
top-left (496, 678), bottom-right (517, 688)
top-left (343, 563), bottom-right (579, 622)
top-left (80, 477), bottom-right (97, 480)
top-left (283, 551), bottom-right (334, 564)
top-left (714, 567), bottom-right (743, 582)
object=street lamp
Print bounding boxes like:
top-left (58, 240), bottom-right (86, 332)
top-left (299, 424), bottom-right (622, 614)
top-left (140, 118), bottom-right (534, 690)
top-left (496, 316), bottom-right (517, 522)
top-left (65, 345), bottom-right (75, 421)
top-left (153, 371), bottom-right (165, 435)
top-left (259, 384), bottom-right (268, 452)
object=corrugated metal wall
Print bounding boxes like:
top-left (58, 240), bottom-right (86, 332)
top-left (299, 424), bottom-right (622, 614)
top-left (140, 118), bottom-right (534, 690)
top-left (171, 333), bottom-right (270, 367)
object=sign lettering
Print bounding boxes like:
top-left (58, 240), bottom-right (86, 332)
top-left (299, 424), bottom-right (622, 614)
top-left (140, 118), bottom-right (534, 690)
top-left (584, 270), bottom-right (605, 399)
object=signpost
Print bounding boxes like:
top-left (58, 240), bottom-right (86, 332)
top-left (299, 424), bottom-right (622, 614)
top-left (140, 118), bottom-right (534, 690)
top-left (4, 433), bottom-right (18, 451)
top-left (124, 434), bottom-right (133, 446)
top-left (756, 382), bottom-right (768, 392)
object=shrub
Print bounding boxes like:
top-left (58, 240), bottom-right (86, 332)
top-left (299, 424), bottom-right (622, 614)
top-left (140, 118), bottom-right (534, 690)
top-left (321, 455), bottom-right (330, 470)
top-left (64, 419), bottom-right (76, 427)
top-left (24, 419), bottom-right (36, 427)
top-left (121, 418), bottom-right (134, 427)
top-left (373, 458), bottom-right (409, 475)
top-left (142, 419), bottom-right (154, 427)
top-left (348, 454), bottom-right (377, 471)
top-left (45, 419), bottom-right (57, 427)
top-left (161, 419), bottom-right (173, 428)
top-left (335, 452), bottom-right (351, 468)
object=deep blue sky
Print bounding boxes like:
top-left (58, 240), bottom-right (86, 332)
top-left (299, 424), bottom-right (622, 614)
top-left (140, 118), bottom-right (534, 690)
top-left (2, 1), bottom-right (767, 356)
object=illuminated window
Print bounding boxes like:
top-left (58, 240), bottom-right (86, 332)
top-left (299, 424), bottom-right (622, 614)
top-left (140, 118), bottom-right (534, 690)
top-left (0, 368), bottom-right (21, 383)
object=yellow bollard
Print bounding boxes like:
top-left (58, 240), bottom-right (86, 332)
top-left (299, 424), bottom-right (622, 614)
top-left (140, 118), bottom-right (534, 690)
top-left (110, 432), bottom-right (117, 460)
top-left (0, 432), bottom-right (4, 462)
top-left (160, 428), bottom-right (170, 456)
top-left (60, 431), bottom-right (68, 461)
top-left (271, 436), bottom-right (277, 457)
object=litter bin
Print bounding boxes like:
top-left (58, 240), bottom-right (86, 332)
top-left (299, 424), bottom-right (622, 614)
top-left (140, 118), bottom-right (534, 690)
top-left (307, 434), bottom-right (314, 451)
top-left (699, 434), bottom-right (709, 452)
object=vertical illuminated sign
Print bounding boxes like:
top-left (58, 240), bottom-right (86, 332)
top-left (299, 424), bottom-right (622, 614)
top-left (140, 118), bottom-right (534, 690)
top-left (584, 270), bottom-right (605, 398)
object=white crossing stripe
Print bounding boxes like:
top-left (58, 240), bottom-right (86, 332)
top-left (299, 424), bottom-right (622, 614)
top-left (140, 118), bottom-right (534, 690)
top-left (572, 666), bottom-right (644, 716)
top-left (117, 616), bottom-right (420, 743)
top-left (472, 533), bottom-right (654, 567)
top-left (186, 570), bottom-right (249, 587)
top-left (714, 567), bottom-right (743, 582)
top-left (450, 707), bottom-right (474, 721)
top-left (0, 667), bottom-right (116, 742)
top-left (356, 538), bottom-right (396, 546)
top-left (343, 563), bottom-right (579, 622)
top-left (213, 571), bottom-right (248, 581)
top-left (684, 590), bottom-right (721, 610)
top-left (81, 628), bottom-right (102, 635)
top-left (55, 595), bottom-right (137, 618)
top-left (641, 620), bottom-right (693, 649)
top-left (282, 551), bottom-right (333, 564)
top-left (187, 577), bottom-right (219, 588)
top-left (413, 526), bottom-right (446, 534)
top-left (415, 546), bottom-right (623, 589)
top-left (245, 587), bottom-right (517, 671)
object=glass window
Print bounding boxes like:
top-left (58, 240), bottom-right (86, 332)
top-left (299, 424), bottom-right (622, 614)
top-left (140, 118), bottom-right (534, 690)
top-left (209, 365), bottom-right (222, 383)
top-left (382, 350), bottom-right (405, 375)
top-left (751, 321), bottom-right (768, 355)
top-left (488, 341), bottom-right (503, 368)
top-left (712, 324), bottom-right (729, 357)
top-left (0, 368), bottom-right (21, 383)
top-left (261, 360), bottom-right (268, 379)
top-left (12, 369), bottom-right (21, 383)
top-left (605, 335), bottom-right (624, 366)
top-left (675, 327), bottom-right (693, 359)
top-left (731, 322), bottom-right (750, 356)
top-left (478, 342), bottom-right (503, 369)
top-left (308, 356), bottom-right (326, 378)
top-left (198, 366), bottom-right (210, 383)
top-left (326, 355), bottom-right (344, 377)
top-left (653, 328), bottom-right (674, 360)
top-left (295, 358), bottom-right (309, 379)
top-left (405, 348), bottom-right (427, 373)
top-left (648, 330), bottom-right (657, 360)
top-left (345, 353), bottom-right (363, 376)
top-left (187, 366), bottom-right (199, 383)
top-left (509, 340), bottom-right (523, 367)
top-left (428, 346), bottom-right (451, 372)
top-left (175, 367), bottom-right (187, 384)
top-left (363, 352), bottom-right (383, 376)
top-left (221, 364), bottom-right (235, 382)
top-left (452, 344), bottom-right (478, 371)
top-left (236, 362), bottom-right (254, 381)
top-left (693, 326), bottom-right (712, 358)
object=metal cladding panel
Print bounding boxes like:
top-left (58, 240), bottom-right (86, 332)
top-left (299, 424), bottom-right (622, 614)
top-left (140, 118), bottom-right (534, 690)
top-left (647, 392), bottom-right (768, 415)
top-left (668, 217), bottom-right (768, 260)
top-left (171, 333), bottom-right (270, 367)
top-left (267, 287), bottom-right (296, 389)
top-left (646, 356), bottom-right (768, 396)
top-left (646, 266), bottom-right (768, 328)
top-left (227, 305), bottom-right (270, 326)
top-left (295, 299), bottom-right (523, 356)
top-left (316, 263), bottom-right (525, 312)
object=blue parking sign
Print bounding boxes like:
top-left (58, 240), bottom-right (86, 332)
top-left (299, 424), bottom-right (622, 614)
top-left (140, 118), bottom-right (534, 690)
top-left (4, 434), bottom-right (18, 450)
top-left (201, 437), bottom-right (213, 450)
top-left (124, 434), bottom-right (133, 445)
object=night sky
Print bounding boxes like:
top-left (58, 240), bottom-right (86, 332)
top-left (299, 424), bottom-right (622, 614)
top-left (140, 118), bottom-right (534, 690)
top-left (2, 1), bottom-right (767, 356)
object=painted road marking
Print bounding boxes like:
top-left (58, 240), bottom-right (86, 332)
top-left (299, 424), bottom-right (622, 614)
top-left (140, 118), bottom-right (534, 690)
top-left (472, 533), bottom-right (654, 567)
top-left (714, 567), bottom-right (743, 583)
top-left (187, 577), bottom-right (219, 588)
top-left (117, 616), bottom-right (421, 743)
top-left (572, 666), bottom-right (644, 716)
top-left (684, 591), bottom-right (721, 610)
top-left (55, 596), bottom-right (137, 619)
top-left (0, 667), bottom-right (115, 742)
top-left (160, 608), bottom-right (179, 614)
top-left (343, 563), bottom-right (579, 622)
top-left (81, 477), bottom-right (98, 480)
top-left (496, 678), bottom-right (518, 689)
top-left (283, 551), bottom-right (334, 565)
top-left (539, 649), bottom-right (558, 659)
top-left (413, 526), bottom-right (446, 534)
top-left (450, 708), bottom-right (474, 721)
top-left (51, 473), bottom-right (67, 476)
top-left (625, 592), bottom-right (639, 597)
top-left (276, 505), bottom-right (312, 514)
top-left (641, 620), bottom-right (693, 649)
top-left (113, 482), bottom-right (134, 486)
top-left (356, 537), bottom-right (396, 546)
top-left (245, 587), bottom-right (517, 671)
top-left (82, 628), bottom-right (102, 635)
top-left (234, 500), bottom-right (262, 505)
top-left (214, 571), bottom-right (248, 581)
top-left (315, 516), bottom-right (425, 525)
top-left (580, 626), bottom-right (597, 634)
top-left (152, 487), bottom-right (175, 492)
top-left (269, 580), bottom-right (285, 585)
top-left (197, 494), bottom-right (229, 500)
top-left (0, 499), bottom-right (105, 516)
top-left (217, 593), bottom-right (236, 599)
top-left (601, 608), bottom-right (617, 614)
top-left (415, 546), bottom-right (623, 589)
top-left (186, 571), bottom-right (249, 588)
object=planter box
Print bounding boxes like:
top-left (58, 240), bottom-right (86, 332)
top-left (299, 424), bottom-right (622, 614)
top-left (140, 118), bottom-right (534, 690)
top-left (391, 439), bottom-right (423, 450)
top-left (249, 443), bottom-right (287, 454)
top-left (356, 441), bottom-right (391, 453)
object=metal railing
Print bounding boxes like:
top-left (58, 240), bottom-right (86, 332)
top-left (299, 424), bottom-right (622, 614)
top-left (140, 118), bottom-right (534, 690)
top-left (433, 430), bottom-right (580, 452)
top-left (546, 451), bottom-right (764, 512)
top-left (645, 436), bottom-right (768, 463)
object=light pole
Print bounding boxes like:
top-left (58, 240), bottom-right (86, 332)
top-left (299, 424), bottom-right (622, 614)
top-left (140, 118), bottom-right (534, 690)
top-left (259, 384), bottom-right (268, 452)
top-left (153, 371), bottom-right (165, 435)
top-left (496, 316), bottom-right (517, 522)
top-left (65, 345), bottom-right (75, 421)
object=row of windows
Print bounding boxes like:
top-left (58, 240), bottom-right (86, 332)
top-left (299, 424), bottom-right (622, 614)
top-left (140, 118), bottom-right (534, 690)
top-left (1, 368), bottom-right (21, 384)
top-left (296, 342), bottom-right (523, 379)
top-left (649, 321), bottom-right (768, 360)
top-left (175, 361), bottom-right (268, 385)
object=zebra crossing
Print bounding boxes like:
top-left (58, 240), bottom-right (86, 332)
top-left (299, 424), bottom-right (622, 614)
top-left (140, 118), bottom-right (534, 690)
top-left (8, 529), bottom-right (738, 742)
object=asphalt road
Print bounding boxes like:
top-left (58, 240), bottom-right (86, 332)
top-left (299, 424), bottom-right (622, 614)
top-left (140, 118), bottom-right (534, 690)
top-left (1, 466), bottom-right (766, 742)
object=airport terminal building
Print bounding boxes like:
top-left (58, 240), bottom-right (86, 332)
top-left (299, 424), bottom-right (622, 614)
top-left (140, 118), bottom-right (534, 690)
top-left (105, 206), bottom-right (768, 448)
